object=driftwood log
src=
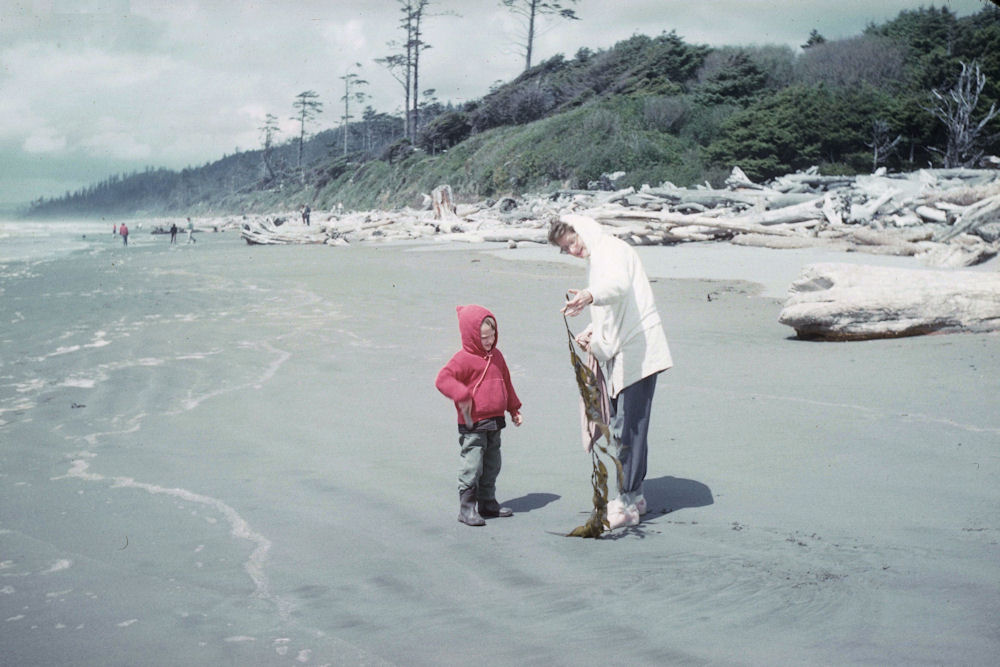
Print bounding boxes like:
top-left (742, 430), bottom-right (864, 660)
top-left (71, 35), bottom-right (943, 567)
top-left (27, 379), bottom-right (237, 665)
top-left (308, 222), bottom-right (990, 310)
top-left (778, 263), bottom-right (1000, 340)
top-left (432, 184), bottom-right (457, 220)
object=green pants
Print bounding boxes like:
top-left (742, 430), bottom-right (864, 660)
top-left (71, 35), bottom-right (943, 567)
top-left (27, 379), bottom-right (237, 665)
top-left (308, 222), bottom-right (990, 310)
top-left (458, 429), bottom-right (502, 500)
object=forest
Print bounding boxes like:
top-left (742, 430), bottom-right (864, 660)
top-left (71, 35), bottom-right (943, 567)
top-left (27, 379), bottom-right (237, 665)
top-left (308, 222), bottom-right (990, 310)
top-left (24, 4), bottom-right (1000, 219)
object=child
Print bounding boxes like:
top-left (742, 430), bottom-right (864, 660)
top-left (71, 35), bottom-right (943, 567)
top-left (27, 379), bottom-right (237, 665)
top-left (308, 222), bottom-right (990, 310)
top-left (436, 305), bottom-right (523, 526)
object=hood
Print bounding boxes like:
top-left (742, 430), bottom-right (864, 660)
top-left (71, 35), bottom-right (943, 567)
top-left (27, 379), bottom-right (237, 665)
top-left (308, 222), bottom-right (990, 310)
top-left (456, 304), bottom-right (496, 356)
top-left (561, 213), bottom-right (605, 256)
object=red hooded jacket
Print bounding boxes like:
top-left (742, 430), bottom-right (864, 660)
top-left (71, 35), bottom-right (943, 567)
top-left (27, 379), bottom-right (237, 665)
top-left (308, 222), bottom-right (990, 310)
top-left (435, 304), bottom-right (521, 426)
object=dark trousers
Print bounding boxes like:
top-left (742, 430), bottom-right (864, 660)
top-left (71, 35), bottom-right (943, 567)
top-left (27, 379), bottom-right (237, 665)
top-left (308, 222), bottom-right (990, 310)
top-left (457, 429), bottom-right (502, 500)
top-left (610, 373), bottom-right (657, 495)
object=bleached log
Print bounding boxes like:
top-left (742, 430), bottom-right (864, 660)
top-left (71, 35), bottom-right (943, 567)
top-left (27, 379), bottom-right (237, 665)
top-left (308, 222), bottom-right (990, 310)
top-left (725, 166), bottom-right (764, 190)
top-left (240, 218), bottom-right (328, 245)
top-left (915, 205), bottom-right (949, 223)
top-left (767, 193), bottom-right (825, 209)
top-left (847, 229), bottom-right (924, 254)
top-left (772, 173), bottom-right (855, 191)
top-left (585, 208), bottom-right (797, 237)
top-left (848, 190), bottom-right (899, 222)
top-left (477, 229), bottom-right (549, 243)
top-left (821, 193), bottom-right (844, 226)
top-left (672, 190), bottom-right (760, 208)
top-left (730, 234), bottom-right (840, 250)
top-left (919, 236), bottom-right (998, 267)
top-left (729, 197), bottom-right (825, 225)
top-left (432, 184), bottom-right (457, 220)
top-left (936, 194), bottom-right (1000, 242)
top-left (778, 262), bottom-right (1000, 340)
top-left (975, 222), bottom-right (1000, 243)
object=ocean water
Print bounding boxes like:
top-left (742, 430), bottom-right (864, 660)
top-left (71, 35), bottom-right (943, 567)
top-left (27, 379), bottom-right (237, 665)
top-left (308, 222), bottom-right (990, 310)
top-left (0, 220), bottom-right (137, 264)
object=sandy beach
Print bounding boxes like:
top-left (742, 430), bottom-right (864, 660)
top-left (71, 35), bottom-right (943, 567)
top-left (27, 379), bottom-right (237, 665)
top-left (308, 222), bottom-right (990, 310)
top-left (1, 229), bottom-right (998, 665)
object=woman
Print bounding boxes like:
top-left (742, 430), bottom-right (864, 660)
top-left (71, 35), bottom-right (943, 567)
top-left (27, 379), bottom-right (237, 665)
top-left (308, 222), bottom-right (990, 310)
top-left (549, 214), bottom-right (672, 528)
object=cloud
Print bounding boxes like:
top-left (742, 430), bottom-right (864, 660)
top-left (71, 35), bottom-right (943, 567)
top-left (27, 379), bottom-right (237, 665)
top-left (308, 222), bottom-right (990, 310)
top-left (23, 128), bottom-right (67, 153)
top-left (80, 131), bottom-right (151, 160)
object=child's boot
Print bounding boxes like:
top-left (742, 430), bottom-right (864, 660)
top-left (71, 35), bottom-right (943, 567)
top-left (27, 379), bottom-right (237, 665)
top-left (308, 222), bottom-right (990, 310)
top-left (458, 487), bottom-right (486, 526)
top-left (478, 497), bottom-right (513, 518)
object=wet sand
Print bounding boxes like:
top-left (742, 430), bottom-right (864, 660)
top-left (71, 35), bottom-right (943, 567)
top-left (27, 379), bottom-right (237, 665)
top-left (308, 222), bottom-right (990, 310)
top-left (1, 234), bottom-right (998, 665)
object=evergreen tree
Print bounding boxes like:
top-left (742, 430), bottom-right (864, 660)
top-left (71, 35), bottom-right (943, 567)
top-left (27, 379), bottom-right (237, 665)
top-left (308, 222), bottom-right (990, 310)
top-left (501, 0), bottom-right (580, 71)
top-left (292, 91), bottom-right (323, 172)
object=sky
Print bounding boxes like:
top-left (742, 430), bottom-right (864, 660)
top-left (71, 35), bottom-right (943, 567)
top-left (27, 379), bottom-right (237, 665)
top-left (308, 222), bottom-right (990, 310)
top-left (0, 0), bottom-right (990, 205)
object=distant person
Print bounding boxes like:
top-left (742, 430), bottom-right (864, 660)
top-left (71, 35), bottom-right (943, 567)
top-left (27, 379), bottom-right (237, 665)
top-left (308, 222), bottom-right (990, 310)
top-left (119, 222), bottom-right (129, 246)
top-left (301, 204), bottom-right (311, 226)
top-left (113, 223), bottom-right (118, 237)
top-left (169, 222), bottom-right (178, 244)
top-left (186, 217), bottom-right (196, 244)
top-left (435, 305), bottom-right (523, 526)
top-left (549, 214), bottom-right (672, 530)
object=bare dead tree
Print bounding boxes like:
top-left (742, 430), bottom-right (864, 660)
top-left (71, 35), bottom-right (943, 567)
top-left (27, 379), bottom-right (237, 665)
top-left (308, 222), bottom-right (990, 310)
top-left (866, 119), bottom-right (902, 172)
top-left (340, 63), bottom-right (369, 156)
top-left (375, 49), bottom-right (411, 140)
top-left (258, 113), bottom-right (280, 180)
top-left (925, 61), bottom-right (999, 168)
top-left (501, 0), bottom-right (579, 71)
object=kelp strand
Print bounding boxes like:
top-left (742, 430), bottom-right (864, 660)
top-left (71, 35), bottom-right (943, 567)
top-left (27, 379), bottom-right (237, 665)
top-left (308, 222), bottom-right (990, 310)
top-left (563, 316), bottom-right (624, 538)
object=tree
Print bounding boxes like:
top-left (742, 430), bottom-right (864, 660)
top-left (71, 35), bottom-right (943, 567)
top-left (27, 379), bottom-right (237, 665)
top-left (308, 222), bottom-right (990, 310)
top-left (925, 60), bottom-right (999, 167)
top-left (707, 84), bottom-right (893, 179)
top-left (375, 50), bottom-right (412, 140)
top-left (409, 0), bottom-right (431, 134)
top-left (866, 119), bottom-right (903, 171)
top-left (417, 109), bottom-right (471, 154)
top-left (795, 34), bottom-right (907, 91)
top-left (802, 29), bottom-right (826, 49)
top-left (340, 63), bottom-right (369, 156)
top-left (694, 50), bottom-right (769, 108)
top-left (376, 0), bottom-right (432, 142)
top-left (258, 113), bottom-right (280, 180)
top-left (291, 91), bottom-right (323, 173)
top-left (502, 0), bottom-right (580, 71)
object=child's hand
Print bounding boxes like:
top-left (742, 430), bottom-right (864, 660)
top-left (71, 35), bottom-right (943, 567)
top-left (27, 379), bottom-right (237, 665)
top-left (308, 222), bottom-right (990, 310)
top-left (512, 411), bottom-right (523, 427)
top-left (459, 400), bottom-right (473, 428)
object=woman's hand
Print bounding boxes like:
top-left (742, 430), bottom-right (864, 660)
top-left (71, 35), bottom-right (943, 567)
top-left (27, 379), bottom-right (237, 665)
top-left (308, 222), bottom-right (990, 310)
top-left (574, 328), bottom-right (593, 352)
top-left (561, 289), bottom-right (593, 317)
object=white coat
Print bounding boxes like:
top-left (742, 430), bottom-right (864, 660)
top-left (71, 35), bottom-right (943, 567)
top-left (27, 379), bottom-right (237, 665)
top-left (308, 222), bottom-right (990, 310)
top-left (565, 214), bottom-right (672, 397)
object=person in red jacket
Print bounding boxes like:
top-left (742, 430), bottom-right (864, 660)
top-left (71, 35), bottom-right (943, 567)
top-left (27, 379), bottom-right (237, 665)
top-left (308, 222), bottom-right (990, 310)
top-left (436, 304), bottom-right (523, 526)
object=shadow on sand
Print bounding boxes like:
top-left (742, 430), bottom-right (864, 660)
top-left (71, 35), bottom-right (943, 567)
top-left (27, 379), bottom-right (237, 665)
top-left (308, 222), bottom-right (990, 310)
top-left (643, 475), bottom-right (714, 515)
top-left (504, 492), bottom-right (561, 513)
top-left (601, 475), bottom-right (714, 540)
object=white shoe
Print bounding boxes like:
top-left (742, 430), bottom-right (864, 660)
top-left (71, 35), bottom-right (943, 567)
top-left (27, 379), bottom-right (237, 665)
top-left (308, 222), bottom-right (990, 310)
top-left (607, 498), bottom-right (640, 529)
top-left (621, 490), bottom-right (648, 516)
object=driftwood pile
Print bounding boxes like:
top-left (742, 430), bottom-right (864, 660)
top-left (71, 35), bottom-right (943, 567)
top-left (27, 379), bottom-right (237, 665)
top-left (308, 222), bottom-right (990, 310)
top-left (570, 166), bottom-right (1000, 268)
top-left (239, 167), bottom-right (1000, 268)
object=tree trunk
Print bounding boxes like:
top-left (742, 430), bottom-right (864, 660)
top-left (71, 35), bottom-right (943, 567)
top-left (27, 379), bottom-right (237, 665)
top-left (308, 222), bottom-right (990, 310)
top-left (525, 0), bottom-right (537, 70)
